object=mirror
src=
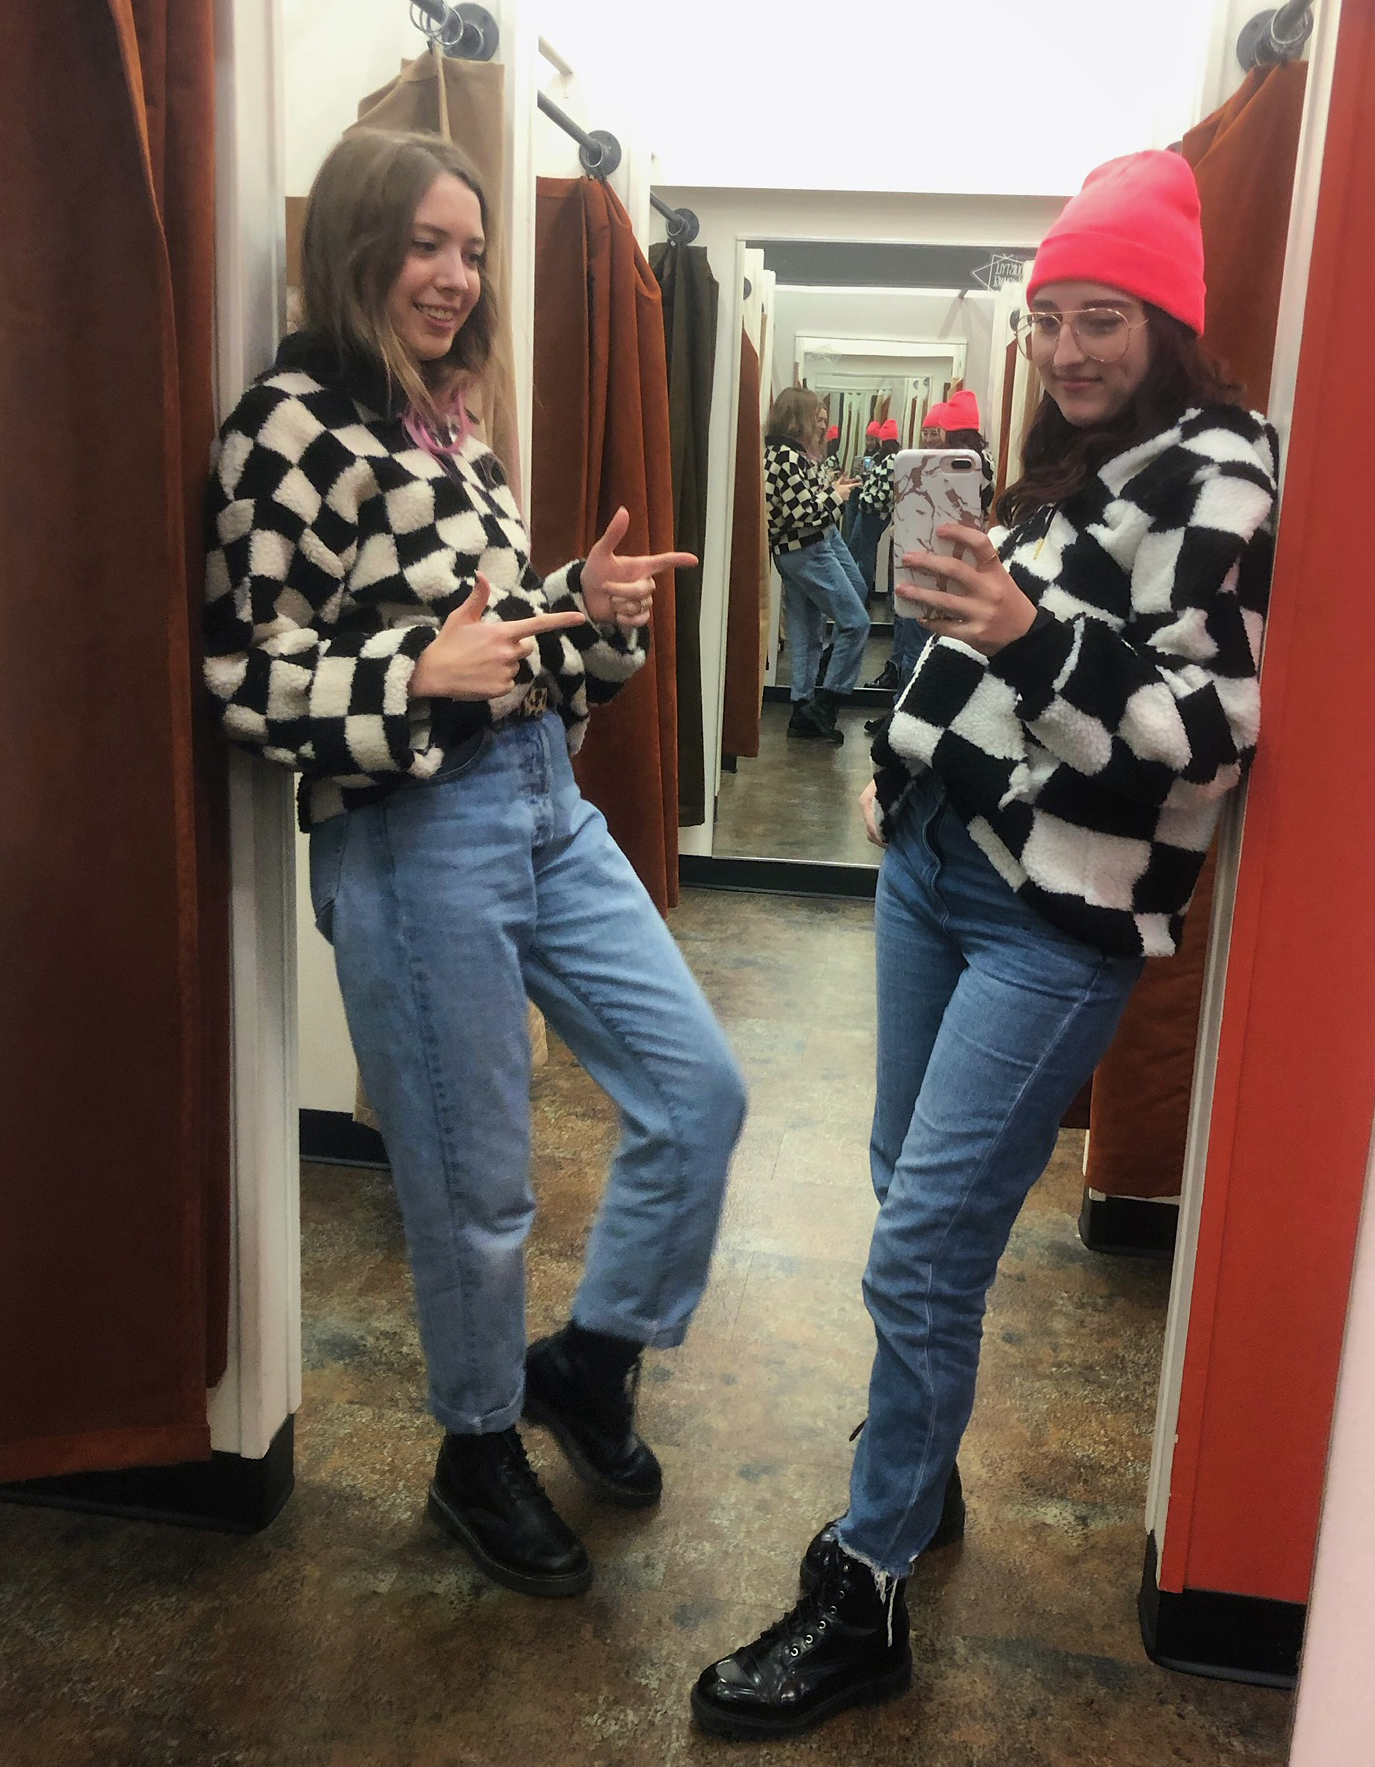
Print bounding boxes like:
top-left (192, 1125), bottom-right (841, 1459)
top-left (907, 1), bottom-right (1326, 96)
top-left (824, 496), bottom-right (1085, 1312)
top-left (711, 243), bottom-right (1032, 871)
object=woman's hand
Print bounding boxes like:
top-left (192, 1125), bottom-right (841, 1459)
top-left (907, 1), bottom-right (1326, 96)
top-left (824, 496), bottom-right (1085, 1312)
top-left (859, 778), bottom-right (887, 848)
top-left (898, 524), bottom-right (1038, 657)
top-left (834, 475), bottom-right (860, 496)
top-left (408, 574), bottom-right (585, 701)
top-left (581, 506), bottom-right (697, 630)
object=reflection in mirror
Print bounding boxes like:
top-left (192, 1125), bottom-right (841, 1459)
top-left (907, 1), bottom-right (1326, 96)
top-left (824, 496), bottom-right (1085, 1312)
top-left (712, 247), bottom-right (1030, 869)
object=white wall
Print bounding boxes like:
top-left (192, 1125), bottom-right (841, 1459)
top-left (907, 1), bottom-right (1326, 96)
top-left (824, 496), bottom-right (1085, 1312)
top-left (282, 0), bottom-right (426, 194)
top-left (1289, 1119), bottom-right (1375, 1765)
top-left (537, 0), bottom-right (1225, 197)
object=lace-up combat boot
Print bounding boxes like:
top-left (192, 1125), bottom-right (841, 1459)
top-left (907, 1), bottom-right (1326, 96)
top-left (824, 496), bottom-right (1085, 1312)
top-left (691, 1539), bottom-right (911, 1740)
top-left (427, 1426), bottom-right (592, 1597)
top-left (800, 1462), bottom-right (966, 1594)
top-left (523, 1324), bottom-right (662, 1507)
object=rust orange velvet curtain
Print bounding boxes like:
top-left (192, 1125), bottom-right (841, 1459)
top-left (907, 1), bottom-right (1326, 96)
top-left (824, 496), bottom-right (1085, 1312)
top-left (530, 178), bottom-right (680, 912)
top-left (1084, 64), bottom-right (1308, 1200)
top-left (0, 0), bottom-right (227, 1478)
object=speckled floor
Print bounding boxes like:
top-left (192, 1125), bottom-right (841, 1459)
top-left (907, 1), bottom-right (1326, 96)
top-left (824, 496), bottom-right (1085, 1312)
top-left (715, 633), bottom-right (897, 865)
top-left (0, 891), bottom-right (1293, 1766)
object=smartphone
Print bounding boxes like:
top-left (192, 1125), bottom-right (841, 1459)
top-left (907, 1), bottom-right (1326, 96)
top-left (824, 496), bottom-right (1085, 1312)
top-left (891, 450), bottom-right (984, 617)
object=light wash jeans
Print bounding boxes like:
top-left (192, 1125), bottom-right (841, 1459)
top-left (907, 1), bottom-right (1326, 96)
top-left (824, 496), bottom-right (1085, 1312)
top-left (837, 773), bottom-right (1143, 1577)
top-left (308, 713), bottom-right (747, 1436)
top-left (889, 611), bottom-right (929, 690)
top-left (776, 529), bottom-right (872, 700)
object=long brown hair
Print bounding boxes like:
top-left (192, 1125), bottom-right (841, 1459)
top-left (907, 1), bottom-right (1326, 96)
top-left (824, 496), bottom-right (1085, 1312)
top-left (766, 386), bottom-right (824, 455)
top-left (300, 129), bottom-right (498, 430)
top-left (997, 307), bottom-right (1242, 528)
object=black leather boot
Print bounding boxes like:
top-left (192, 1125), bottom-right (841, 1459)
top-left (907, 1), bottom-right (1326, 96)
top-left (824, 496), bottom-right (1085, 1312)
top-left (786, 699), bottom-right (843, 745)
top-left (799, 1463), bottom-right (965, 1595)
top-left (864, 659), bottom-right (899, 691)
top-left (691, 1541), bottom-right (911, 1740)
top-left (427, 1427), bottom-right (592, 1597)
top-left (523, 1326), bottom-right (662, 1508)
top-left (812, 686), bottom-right (846, 734)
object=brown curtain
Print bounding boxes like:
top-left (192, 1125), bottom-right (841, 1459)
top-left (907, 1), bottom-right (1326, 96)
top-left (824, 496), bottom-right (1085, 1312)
top-left (530, 178), bottom-right (680, 912)
top-left (721, 329), bottom-right (768, 759)
top-left (0, 0), bottom-right (226, 1478)
top-left (648, 241), bottom-right (718, 826)
top-left (353, 48), bottom-right (521, 491)
top-left (1084, 64), bottom-right (1308, 1200)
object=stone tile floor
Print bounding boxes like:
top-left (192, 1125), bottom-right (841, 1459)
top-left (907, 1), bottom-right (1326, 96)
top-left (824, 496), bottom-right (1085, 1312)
top-left (0, 891), bottom-right (1294, 1766)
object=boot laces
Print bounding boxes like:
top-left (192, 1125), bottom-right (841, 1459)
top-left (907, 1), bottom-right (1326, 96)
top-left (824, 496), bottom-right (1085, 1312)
top-left (493, 1430), bottom-right (550, 1501)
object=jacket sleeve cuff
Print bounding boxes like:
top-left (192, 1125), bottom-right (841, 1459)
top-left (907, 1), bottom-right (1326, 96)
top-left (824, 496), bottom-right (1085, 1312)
top-left (986, 609), bottom-right (1075, 710)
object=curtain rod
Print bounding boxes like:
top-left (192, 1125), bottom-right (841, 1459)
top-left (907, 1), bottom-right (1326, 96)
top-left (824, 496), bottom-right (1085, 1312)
top-left (409, 0), bottom-right (498, 61)
top-left (536, 91), bottom-right (700, 244)
top-left (1238, 2), bottom-right (1315, 68)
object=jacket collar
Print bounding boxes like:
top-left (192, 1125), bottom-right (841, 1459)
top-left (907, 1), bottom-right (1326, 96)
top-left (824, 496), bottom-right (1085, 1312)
top-left (272, 331), bottom-right (405, 420)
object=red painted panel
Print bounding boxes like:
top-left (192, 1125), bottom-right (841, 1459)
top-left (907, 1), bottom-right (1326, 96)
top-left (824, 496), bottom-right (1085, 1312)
top-left (1161, 1), bottom-right (1375, 1603)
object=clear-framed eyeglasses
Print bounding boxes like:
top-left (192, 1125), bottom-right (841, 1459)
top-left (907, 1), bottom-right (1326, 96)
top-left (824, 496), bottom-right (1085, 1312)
top-left (1012, 307), bottom-right (1149, 364)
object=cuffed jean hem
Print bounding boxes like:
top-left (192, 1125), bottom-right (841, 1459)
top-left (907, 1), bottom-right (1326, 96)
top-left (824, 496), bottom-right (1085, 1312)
top-left (569, 1304), bottom-right (690, 1350)
top-left (431, 1391), bottom-right (525, 1437)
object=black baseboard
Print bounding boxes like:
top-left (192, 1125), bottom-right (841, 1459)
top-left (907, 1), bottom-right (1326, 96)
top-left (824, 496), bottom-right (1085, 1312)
top-left (681, 853), bottom-right (878, 899)
top-left (0, 1415), bottom-right (294, 1536)
top-left (1078, 1189), bottom-right (1179, 1260)
top-left (1138, 1533), bottom-right (1304, 1687)
top-left (762, 683), bottom-right (892, 709)
top-left (300, 1107), bottom-right (389, 1168)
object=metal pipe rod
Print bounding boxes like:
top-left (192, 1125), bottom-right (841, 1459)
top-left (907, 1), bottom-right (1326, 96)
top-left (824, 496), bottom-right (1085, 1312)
top-left (536, 88), bottom-right (600, 158)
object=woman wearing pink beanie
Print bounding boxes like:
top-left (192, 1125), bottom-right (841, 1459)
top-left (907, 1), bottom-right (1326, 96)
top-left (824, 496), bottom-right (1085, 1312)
top-left (694, 150), bottom-right (1279, 1742)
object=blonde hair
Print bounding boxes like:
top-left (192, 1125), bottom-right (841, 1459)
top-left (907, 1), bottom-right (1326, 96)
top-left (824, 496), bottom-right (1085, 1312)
top-left (300, 129), bottom-right (498, 430)
top-left (766, 386), bottom-right (824, 452)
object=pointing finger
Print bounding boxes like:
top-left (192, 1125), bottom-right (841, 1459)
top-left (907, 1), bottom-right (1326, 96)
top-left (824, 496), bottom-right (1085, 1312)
top-left (505, 609), bottom-right (589, 636)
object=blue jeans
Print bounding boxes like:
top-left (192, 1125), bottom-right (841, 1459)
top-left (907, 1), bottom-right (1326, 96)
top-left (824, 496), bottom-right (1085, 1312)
top-left (776, 529), bottom-right (871, 700)
top-left (890, 613), bottom-right (929, 690)
top-left (308, 713), bottom-right (747, 1435)
top-left (848, 507), bottom-right (884, 594)
top-left (836, 774), bottom-right (1143, 1576)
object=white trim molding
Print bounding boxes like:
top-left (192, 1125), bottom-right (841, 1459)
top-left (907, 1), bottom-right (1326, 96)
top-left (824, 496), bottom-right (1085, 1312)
top-left (206, 0), bottom-right (301, 1460)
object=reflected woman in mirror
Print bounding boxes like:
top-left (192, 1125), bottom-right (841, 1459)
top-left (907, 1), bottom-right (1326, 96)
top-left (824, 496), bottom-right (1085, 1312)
top-left (764, 386), bottom-right (870, 742)
top-left (851, 416), bottom-right (900, 601)
top-left (203, 130), bottom-right (747, 1602)
top-left (924, 387), bottom-right (996, 519)
top-left (694, 150), bottom-right (1278, 1740)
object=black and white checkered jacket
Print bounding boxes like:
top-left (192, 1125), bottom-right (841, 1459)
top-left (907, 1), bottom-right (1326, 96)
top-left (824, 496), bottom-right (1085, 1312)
top-left (203, 334), bottom-right (645, 828)
top-left (764, 436), bottom-right (844, 553)
top-left (871, 404), bottom-right (1279, 957)
top-left (857, 451), bottom-right (894, 522)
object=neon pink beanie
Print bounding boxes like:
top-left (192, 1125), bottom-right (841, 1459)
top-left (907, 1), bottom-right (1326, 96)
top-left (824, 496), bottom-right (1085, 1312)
top-left (1028, 150), bottom-right (1206, 335)
top-left (878, 418), bottom-right (900, 441)
top-left (923, 390), bottom-right (981, 433)
top-left (865, 420), bottom-right (882, 438)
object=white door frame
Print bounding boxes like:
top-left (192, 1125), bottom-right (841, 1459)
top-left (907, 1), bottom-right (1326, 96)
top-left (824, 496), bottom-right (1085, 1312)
top-left (206, 0), bottom-right (300, 1460)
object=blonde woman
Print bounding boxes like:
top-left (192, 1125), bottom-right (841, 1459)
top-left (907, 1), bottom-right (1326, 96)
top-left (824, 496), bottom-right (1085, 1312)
top-left (763, 386), bottom-right (868, 742)
top-left (204, 131), bottom-right (746, 1599)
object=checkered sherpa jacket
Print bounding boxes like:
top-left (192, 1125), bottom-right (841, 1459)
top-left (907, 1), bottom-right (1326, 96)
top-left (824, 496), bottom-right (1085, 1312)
top-left (764, 436), bottom-right (844, 553)
top-left (858, 451), bottom-right (894, 522)
top-left (203, 334), bottom-right (645, 828)
top-left (871, 403), bottom-right (1279, 957)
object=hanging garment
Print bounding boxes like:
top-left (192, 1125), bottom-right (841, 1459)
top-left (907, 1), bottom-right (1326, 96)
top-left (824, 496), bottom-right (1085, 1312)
top-left (530, 178), bottom-right (680, 913)
top-left (0, 0), bottom-right (227, 1479)
top-left (1083, 63), bottom-right (1307, 1200)
top-left (721, 328), bottom-right (768, 759)
top-left (352, 48), bottom-right (522, 495)
top-left (649, 241), bottom-right (718, 826)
